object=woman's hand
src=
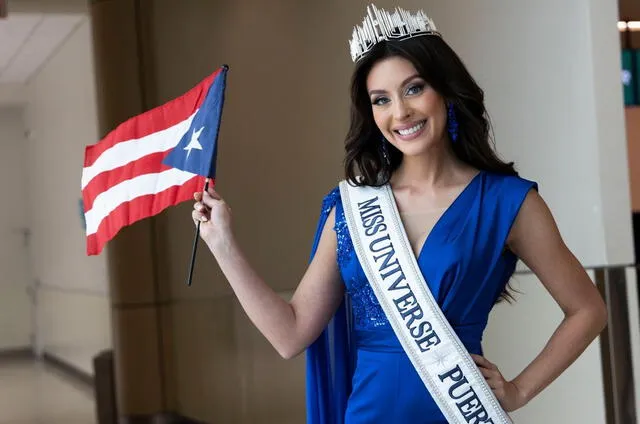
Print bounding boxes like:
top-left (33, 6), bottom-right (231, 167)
top-left (192, 186), bottom-right (233, 250)
top-left (471, 354), bottom-right (527, 412)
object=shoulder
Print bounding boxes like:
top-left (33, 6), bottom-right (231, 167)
top-left (319, 178), bottom-right (359, 208)
top-left (477, 172), bottom-right (541, 244)
top-left (317, 184), bottom-right (346, 223)
top-left (320, 185), bottom-right (342, 212)
top-left (481, 172), bottom-right (538, 214)
top-left (506, 184), bottom-right (561, 253)
top-left (482, 171), bottom-right (538, 198)
top-left (310, 185), bottom-right (343, 253)
top-left (485, 174), bottom-right (556, 248)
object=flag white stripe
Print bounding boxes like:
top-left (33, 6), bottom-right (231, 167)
top-left (85, 168), bottom-right (197, 236)
top-left (81, 112), bottom-right (197, 189)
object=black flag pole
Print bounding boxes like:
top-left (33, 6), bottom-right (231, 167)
top-left (187, 177), bottom-right (210, 286)
top-left (185, 64), bottom-right (229, 287)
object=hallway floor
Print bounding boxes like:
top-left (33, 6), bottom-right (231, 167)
top-left (0, 358), bottom-right (95, 424)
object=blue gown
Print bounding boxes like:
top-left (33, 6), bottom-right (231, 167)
top-left (306, 171), bottom-right (537, 423)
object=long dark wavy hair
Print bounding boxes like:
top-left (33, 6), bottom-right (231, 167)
top-left (344, 35), bottom-right (517, 186)
top-left (343, 35), bottom-right (519, 302)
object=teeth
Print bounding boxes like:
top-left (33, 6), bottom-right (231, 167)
top-left (397, 121), bottom-right (425, 136)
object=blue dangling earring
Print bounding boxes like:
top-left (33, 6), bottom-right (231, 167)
top-left (381, 137), bottom-right (391, 165)
top-left (447, 102), bottom-right (459, 143)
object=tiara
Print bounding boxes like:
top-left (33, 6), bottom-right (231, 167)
top-left (349, 4), bottom-right (440, 63)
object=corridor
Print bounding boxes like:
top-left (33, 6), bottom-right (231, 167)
top-left (0, 358), bottom-right (95, 424)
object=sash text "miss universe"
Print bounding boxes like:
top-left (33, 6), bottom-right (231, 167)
top-left (358, 196), bottom-right (441, 352)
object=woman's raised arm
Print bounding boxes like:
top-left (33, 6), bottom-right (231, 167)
top-left (193, 187), bottom-right (345, 359)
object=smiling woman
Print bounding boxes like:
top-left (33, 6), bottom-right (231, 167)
top-left (191, 4), bottom-right (608, 424)
top-left (344, 34), bottom-right (516, 188)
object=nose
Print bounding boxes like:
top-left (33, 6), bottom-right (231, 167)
top-left (392, 99), bottom-right (412, 120)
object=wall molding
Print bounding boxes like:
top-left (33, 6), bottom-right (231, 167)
top-left (42, 352), bottom-right (94, 387)
top-left (39, 283), bottom-right (108, 297)
top-left (0, 347), bottom-right (33, 360)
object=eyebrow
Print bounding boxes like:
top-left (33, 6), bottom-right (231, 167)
top-left (368, 74), bottom-right (422, 96)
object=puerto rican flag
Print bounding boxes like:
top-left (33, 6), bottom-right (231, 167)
top-left (81, 65), bottom-right (228, 256)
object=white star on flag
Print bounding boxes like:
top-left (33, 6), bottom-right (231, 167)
top-left (183, 127), bottom-right (204, 158)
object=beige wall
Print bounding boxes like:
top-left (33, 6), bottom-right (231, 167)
top-left (590, 0), bottom-right (635, 266)
top-left (0, 107), bottom-right (31, 351)
top-left (0, 84), bottom-right (26, 105)
top-left (148, 2), bottom-right (339, 420)
top-left (24, 18), bottom-right (111, 375)
top-left (626, 107), bottom-right (640, 211)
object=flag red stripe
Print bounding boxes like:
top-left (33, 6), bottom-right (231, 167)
top-left (82, 151), bottom-right (171, 211)
top-left (84, 70), bottom-right (219, 167)
top-left (85, 174), bottom-right (207, 255)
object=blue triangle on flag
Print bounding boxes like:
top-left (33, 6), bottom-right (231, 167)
top-left (163, 65), bottom-right (228, 178)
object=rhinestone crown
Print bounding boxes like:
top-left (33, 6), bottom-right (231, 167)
top-left (349, 4), bottom-right (441, 63)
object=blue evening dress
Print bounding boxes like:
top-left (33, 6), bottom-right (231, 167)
top-left (306, 171), bottom-right (537, 423)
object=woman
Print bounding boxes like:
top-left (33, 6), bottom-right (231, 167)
top-left (192, 5), bottom-right (607, 423)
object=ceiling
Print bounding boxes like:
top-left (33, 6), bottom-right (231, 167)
top-left (0, 12), bottom-right (83, 85)
top-left (0, 1), bottom-right (88, 104)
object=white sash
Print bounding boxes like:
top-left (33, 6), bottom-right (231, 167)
top-left (339, 180), bottom-right (512, 424)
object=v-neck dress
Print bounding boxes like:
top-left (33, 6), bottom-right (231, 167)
top-left (305, 171), bottom-right (537, 423)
